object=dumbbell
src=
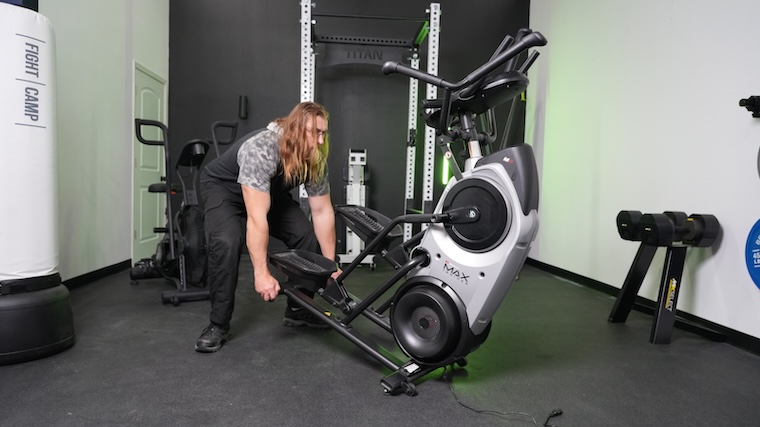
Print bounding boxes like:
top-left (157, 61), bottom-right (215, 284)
top-left (616, 210), bottom-right (643, 241)
top-left (682, 214), bottom-right (720, 247)
top-left (639, 211), bottom-right (720, 247)
top-left (639, 212), bottom-right (685, 246)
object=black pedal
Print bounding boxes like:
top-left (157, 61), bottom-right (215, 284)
top-left (335, 205), bottom-right (402, 246)
top-left (268, 250), bottom-right (336, 292)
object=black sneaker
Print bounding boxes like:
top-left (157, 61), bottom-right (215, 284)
top-left (283, 305), bottom-right (330, 329)
top-left (195, 323), bottom-right (230, 353)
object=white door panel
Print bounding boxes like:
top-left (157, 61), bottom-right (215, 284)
top-left (132, 65), bottom-right (166, 262)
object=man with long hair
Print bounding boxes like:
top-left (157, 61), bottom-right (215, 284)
top-left (195, 102), bottom-right (337, 353)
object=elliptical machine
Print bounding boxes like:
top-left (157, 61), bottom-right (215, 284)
top-left (131, 120), bottom-right (238, 306)
top-left (268, 28), bottom-right (547, 395)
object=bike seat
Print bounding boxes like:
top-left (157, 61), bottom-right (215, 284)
top-left (176, 139), bottom-right (209, 167)
top-left (148, 182), bottom-right (182, 194)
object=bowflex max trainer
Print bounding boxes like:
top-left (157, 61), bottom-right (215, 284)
top-left (269, 28), bottom-right (547, 395)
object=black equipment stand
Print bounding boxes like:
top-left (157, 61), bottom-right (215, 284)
top-left (608, 243), bottom-right (690, 344)
top-left (609, 211), bottom-right (724, 344)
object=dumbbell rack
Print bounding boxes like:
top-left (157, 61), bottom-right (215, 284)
top-left (609, 211), bottom-right (724, 344)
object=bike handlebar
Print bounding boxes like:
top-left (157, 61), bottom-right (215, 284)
top-left (135, 119), bottom-right (168, 146)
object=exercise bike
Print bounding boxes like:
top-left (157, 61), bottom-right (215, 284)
top-left (131, 119), bottom-right (238, 306)
top-left (268, 28), bottom-right (547, 395)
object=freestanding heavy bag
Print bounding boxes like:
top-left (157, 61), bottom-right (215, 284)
top-left (0, 3), bottom-right (75, 365)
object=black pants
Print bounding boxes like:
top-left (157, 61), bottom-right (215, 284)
top-left (201, 178), bottom-right (318, 326)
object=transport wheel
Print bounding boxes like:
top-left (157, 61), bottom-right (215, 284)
top-left (392, 282), bottom-right (461, 365)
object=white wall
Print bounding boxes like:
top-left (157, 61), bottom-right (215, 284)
top-left (527, 0), bottom-right (760, 338)
top-left (39, 0), bottom-right (168, 281)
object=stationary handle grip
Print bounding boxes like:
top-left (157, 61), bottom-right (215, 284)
top-left (210, 120), bottom-right (239, 157)
top-left (211, 121), bottom-right (238, 143)
top-left (211, 121), bottom-right (238, 144)
top-left (461, 31), bottom-right (546, 88)
top-left (135, 119), bottom-right (168, 146)
top-left (382, 62), bottom-right (453, 89)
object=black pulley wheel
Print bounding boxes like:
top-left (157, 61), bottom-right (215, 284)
top-left (442, 178), bottom-right (509, 252)
top-left (391, 282), bottom-right (462, 365)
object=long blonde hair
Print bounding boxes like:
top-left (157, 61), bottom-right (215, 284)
top-left (275, 102), bottom-right (330, 185)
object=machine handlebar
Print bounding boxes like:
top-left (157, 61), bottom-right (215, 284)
top-left (381, 62), bottom-right (453, 88)
top-left (382, 30), bottom-right (546, 92)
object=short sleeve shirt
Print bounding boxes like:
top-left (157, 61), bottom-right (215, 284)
top-left (236, 122), bottom-right (329, 197)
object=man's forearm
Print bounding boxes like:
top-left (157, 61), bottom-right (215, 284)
top-left (312, 212), bottom-right (336, 261)
top-left (317, 230), bottom-right (336, 261)
top-left (247, 217), bottom-right (271, 276)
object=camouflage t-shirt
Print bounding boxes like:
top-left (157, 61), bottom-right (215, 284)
top-left (236, 122), bottom-right (329, 197)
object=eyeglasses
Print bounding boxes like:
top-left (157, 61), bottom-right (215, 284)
top-left (308, 129), bottom-right (329, 138)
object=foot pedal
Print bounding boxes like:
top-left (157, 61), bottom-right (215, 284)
top-left (335, 205), bottom-right (402, 247)
top-left (335, 205), bottom-right (404, 251)
top-left (268, 250), bottom-right (336, 292)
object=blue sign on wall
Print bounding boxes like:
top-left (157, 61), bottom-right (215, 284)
top-left (745, 219), bottom-right (760, 289)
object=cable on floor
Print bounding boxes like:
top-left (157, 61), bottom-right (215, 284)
top-left (442, 365), bottom-right (563, 426)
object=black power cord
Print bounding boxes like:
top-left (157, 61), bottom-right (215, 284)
top-left (543, 409), bottom-right (563, 427)
top-left (442, 366), bottom-right (564, 426)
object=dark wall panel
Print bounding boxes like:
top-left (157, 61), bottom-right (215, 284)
top-left (318, 64), bottom-right (411, 219)
top-left (169, 0), bottom-right (301, 147)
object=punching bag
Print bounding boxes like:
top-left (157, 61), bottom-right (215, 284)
top-left (0, 3), bottom-right (75, 365)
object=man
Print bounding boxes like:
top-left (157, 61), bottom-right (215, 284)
top-left (195, 101), bottom-right (337, 353)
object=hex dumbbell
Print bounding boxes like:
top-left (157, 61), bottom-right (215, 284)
top-left (616, 210), bottom-right (643, 241)
top-left (639, 212), bottom-right (685, 246)
top-left (639, 212), bottom-right (719, 247)
top-left (681, 214), bottom-right (720, 247)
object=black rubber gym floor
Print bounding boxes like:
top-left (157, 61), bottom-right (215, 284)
top-left (2, 258), bottom-right (758, 426)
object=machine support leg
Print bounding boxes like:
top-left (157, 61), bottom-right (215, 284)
top-left (608, 243), bottom-right (658, 323)
top-left (650, 246), bottom-right (687, 344)
top-left (281, 284), bottom-right (403, 372)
